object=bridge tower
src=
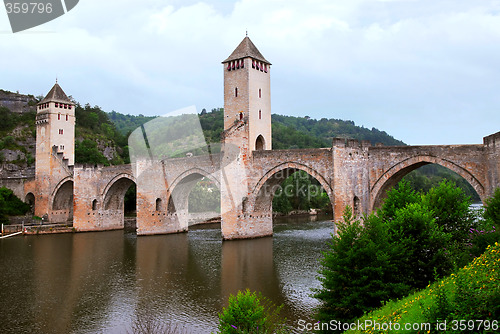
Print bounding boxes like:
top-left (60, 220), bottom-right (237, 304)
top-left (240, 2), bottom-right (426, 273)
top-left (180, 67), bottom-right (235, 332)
top-left (220, 36), bottom-right (274, 239)
top-left (222, 36), bottom-right (272, 152)
top-left (34, 82), bottom-right (75, 220)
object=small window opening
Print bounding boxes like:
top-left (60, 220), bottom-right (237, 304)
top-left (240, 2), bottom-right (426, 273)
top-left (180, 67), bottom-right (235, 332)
top-left (259, 89), bottom-right (261, 98)
top-left (92, 199), bottom-right (98, 211)
top-left (259, 110), bottom-right (262, 119)
top-left (156, 198), bottom-right (163, 211)
top-left (239, 112), bottom-right (243, 120)
top-left (58, 113), bottom-right (61, 120)
top-left (235, 87), bottom-right (238, 97)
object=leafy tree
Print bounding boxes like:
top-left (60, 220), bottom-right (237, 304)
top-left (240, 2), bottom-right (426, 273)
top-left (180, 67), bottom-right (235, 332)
top-left (314, 207), bottom-right (406, 327)
top-left (216, 289), bottom-right (287, 334)
top-left (484, 187), bottom-right (500, 225)
top-left (315, 180), bottom-right (477, 327)
top-left (387, 202), bottom-right (451, 288)
top-left (75, 139), bottom-right (109, 165)
top-left (421, 180), bottom-right (475, 245)
top-left (0, 187), bottom-right (30, 223)
top-left (378, 179), bottom-right (419, 220)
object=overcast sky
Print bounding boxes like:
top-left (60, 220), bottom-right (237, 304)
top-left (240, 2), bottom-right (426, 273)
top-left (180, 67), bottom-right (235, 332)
top-left (1, 0), bottom-right (499, 145)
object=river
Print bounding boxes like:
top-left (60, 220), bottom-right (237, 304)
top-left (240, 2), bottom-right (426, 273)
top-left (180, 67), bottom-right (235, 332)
top-left (0, 216), bottom-right (334, 333)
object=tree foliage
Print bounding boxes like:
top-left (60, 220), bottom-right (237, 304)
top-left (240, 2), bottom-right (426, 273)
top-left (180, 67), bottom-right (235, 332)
top-left (315, 180), bottom-right (485, 327)
top-left (216, 289), bottom-right (287, 334)
top-left (0, 187), bottom-right (30, 224)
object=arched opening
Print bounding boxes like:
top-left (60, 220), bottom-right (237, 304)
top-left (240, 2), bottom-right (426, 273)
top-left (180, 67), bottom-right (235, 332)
top-left (353, 196), bottom-right (360, 217)
top-left (255, 135), bottom-right (265, 151)
top-left (252, 166), bottom-right (334, 226)
top-left (167, 172), bottom-right (220, 228)
top-left (25, 193), bottom-right (35, 214)
top-left (102, 177), bottom-right (136, 229)
top-left (103, 177), bottom-right (136, 214)
top-left (52, 180), bottom-right (73, 211)
top-left (372, 162), bottom-right (482, 211)
top-left (92, 199), bottom-right (98, 211)
top-left (156, 198), bottom-right (163, 212)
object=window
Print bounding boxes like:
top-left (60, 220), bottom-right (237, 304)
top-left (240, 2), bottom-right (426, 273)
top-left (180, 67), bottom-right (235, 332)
top-left (59, 129), bottom-right (63, 135)
top-left (60, 145), bottom-right (64, 150)
top-left (156, 198), bottom-right (163, 211)
top-left (55, 103), bottom-right (59, 108)
top-left (66, 114), bottom-right (68, 121)
top-left (58, 113), bottom-right (60, 120)
top-left (259, 110), bottom-right (262, 119)
top-left (259, 89), bottom-right (261, 98)
top-left (239, 112), bottom-right (243, 120)
top-left (92, 199), bottom-right (98, 211)
top-left (64, 104), bottom-right (67, 109)
top-left (235, 87), bottom-right (238, 97)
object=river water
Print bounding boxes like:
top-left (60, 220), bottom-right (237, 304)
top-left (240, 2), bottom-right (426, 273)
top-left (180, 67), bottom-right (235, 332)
top-left (0, 216), bottom-right (333, 333)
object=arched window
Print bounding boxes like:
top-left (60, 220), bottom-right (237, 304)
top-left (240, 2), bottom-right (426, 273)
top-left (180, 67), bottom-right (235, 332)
top-left (239, 112), bottom-right (243, 120)
top-left (259, 110), bottom-right (262, 120)
top-left (255, 135), bottom-right (265, 151)
top-left (235, 87), bottom-right (238, 97)
top-left (156, 198), bottom-right (163, 211)
top-left (66, 114), bottom-right (68, 121)
top-left (58, 113), bottom-right (60, 120)
top-left (92, 199), bottom-right (98, 211)
top-left (353, 196), bottom-right (360, 217)
top-left (259, 89), bottom-right (261, 98)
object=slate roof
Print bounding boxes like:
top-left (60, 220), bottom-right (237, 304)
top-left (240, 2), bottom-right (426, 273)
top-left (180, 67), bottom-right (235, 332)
top-left (39, 83), bottom-right (73, 104)
top-left (222, 36), bottom-right (271, 65)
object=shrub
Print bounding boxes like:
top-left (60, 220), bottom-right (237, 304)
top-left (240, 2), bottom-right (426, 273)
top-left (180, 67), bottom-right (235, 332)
top-left (314, 207), bottom-right (407, 327)
top-left (216, 289), bottom-right (287, 334)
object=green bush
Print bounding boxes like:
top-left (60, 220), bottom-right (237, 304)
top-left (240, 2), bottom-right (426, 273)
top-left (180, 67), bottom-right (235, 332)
top-left (315, 180), bottom-right (480, 327)
top-left (0, 187), bottom-right (30, 223)
top-left (314, 207), bottom-right (407, 327)
top-left (216, 289), bottom-right (287, 334)
top-left (484, 188), bottom-right (500, 225)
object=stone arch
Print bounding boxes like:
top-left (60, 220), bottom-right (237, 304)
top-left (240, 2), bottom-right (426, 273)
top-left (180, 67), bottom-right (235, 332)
top-left (102, 174), bottom-right (136, 211)
top-left (371, 155), bottom-right (485, 210)
top-left (51, 178), bottom-right (74, 211)
top-left (167, 168), bottom-right (220, 214)
top-left (255, 135), bottom-right (265, 151)
top-left (249, 162), bottom-right (333, 213)
top-left (25, 192), bottom-right (35, 214)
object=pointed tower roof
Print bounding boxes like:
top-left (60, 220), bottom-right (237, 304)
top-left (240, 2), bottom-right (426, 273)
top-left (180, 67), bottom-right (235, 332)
top-left (222, 36), bottom-right (271, 65)
top-left (39, 82), bottom-right (73, 105)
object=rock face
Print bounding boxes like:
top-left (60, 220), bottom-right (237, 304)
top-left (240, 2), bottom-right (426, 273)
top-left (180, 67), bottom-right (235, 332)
top-left (0, 90), bottom-right (37, 114)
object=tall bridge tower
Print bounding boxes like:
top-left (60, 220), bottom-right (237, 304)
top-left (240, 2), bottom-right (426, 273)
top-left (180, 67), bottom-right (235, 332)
top-left (222, 36), bottom-right (272, 152)
top-left (34, 82), bottom-right (75, 220)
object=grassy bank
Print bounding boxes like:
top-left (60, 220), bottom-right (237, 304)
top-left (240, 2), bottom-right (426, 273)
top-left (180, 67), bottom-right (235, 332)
top-left (347, 242), bottom-right (499, 333)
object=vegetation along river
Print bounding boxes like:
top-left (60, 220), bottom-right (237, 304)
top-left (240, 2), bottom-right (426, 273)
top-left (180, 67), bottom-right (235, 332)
top-left (0, 215), bottom-right (333, 333)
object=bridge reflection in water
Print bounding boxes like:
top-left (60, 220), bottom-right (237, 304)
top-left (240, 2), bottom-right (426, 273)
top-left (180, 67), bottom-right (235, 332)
top-left (0, 216), bottom-right (333, 334)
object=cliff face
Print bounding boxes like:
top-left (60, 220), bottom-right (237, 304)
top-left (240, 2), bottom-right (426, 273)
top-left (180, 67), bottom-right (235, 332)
top-left (0, 90), bottom-right (37, 114)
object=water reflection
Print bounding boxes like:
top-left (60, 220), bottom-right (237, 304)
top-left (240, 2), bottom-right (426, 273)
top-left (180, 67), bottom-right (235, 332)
top-left (0, 217), bottom-right (333, 333)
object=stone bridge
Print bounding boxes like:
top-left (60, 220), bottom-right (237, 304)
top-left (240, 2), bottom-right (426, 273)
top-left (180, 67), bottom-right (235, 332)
top-left (1, 37), bottom-right (498, 239)
top-left (1, 130), bottom-right (498, 239)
